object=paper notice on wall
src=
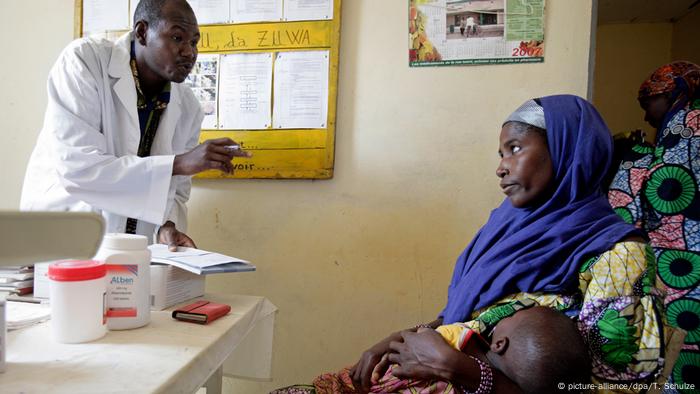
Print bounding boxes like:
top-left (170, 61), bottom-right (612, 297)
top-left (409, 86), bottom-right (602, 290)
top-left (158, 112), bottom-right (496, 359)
top-left (230, 0), bottom-right (283, 23)
top-left (272, 50), bottom-right (329, 129)
top-left (83, 0), bottom-right (130, 34)
top-left (218, 53), bottom-right (273, 130)
top-left (186, 0), bottom-right (230, 25)
top-left (283, 0), bottom-right (333, 21)
top-left (184, 54), bottom-right (220, 129)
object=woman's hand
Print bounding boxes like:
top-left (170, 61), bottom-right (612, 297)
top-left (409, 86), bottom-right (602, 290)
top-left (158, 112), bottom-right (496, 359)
top-left (157, 221), bottom-right (196, 252)
top-left (386, 328), bottom-right (458, 381)
top-left (350, 330), bottom-right (404, 393)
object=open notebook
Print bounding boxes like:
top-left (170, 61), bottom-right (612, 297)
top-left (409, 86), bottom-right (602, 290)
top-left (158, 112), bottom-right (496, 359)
top-left (148, 245), bottom-right (255, 275)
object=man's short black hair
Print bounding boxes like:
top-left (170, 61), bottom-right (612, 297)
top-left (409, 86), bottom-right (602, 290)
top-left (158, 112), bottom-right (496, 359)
top-left (133, 0), bottom-right (192, 29)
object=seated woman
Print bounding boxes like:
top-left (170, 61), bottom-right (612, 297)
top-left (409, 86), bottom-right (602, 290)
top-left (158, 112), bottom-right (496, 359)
top-left (608, 61), bottom-right (700, 393)
top-left (273, 95), bottom-right (666, 394)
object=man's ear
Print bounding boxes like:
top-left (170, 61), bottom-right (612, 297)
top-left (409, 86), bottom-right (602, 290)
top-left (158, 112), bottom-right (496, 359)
top-left (490, 336), bottom-right (509, 355)
top-left (134, 21), bottom-right (149, 46)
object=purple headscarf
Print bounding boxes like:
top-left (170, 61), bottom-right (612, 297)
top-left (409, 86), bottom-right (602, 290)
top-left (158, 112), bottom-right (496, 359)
top-left (441, 95), bottom-right (642, 324)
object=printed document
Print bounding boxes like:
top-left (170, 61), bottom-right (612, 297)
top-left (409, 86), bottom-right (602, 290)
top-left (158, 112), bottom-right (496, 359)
top-left (83, 0), bottom-right (130, 33)
top-left (230, 0), bottom-right (283, 23)
top-left (186, 0), bottom-right (230, 25)
top-left (284, 0), bottom-right (333, 21)
top-left (218, 53), bottom-right (273, 130)
top-left (273, 50), bottom-right (329, 129)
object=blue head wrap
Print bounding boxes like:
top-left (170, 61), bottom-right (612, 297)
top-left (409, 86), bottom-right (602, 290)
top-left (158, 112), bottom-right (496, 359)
top-left (441, 94), bottom-right (642, 324)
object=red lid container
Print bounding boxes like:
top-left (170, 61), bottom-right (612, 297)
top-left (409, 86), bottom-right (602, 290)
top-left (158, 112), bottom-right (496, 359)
top-left (48, 260), bottom-right (106, 282)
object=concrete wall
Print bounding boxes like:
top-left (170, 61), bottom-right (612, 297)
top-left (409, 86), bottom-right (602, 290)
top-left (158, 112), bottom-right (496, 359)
top-left (0, 0), bottom-right (76, 207)
top-left (0, 1), bottom-right (596, 392)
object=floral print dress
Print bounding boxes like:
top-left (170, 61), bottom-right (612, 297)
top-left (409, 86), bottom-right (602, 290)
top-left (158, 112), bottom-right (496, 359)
top-left (609, 98), bottom-right (700, 394)
top-left (461, 241), bottom-right (665, 393)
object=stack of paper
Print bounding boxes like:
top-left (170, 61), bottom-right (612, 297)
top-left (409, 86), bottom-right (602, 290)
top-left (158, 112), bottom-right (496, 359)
top-left (0, 267), bottom-right (34, 295)
top-left (150, 265), bottom-right (206, 311)
top-left (6, 300), bottom-right (51, 330)
top-left (148, 245), bottom-right (255, 275)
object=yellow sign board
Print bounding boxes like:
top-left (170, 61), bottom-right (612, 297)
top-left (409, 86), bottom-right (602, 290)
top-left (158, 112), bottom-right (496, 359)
top-left (198, 21), bottom-right (332, 53)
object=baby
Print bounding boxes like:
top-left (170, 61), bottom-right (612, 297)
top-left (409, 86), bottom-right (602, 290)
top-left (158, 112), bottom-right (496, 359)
top-left (372, 306), bottom-right (592, 394)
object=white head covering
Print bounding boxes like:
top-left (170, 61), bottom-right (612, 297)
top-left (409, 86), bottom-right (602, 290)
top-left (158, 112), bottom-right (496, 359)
top-left (503, 99), bottom-right (546, 129)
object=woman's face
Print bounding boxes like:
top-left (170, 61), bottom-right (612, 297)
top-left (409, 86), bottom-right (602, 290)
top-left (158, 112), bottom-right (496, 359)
top-left (639, 93), bottom-right (672, 129)
top-left (497, 123), bottom-right (554, 208)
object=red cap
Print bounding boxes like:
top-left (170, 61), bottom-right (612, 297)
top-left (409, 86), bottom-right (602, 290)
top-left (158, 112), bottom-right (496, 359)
top-left (48, 260), bottom-right (106, 282)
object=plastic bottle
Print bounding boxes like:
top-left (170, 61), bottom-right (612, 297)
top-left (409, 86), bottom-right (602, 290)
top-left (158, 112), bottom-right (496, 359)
top-left (48, 260), bottom-right (106, 343)
top-left (0, 297), bottom-right (5, 372)
top-left (94, 233), bottom-right (151, 330)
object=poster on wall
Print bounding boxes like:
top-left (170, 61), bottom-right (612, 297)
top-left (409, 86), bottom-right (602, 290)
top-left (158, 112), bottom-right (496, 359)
top-left (409, 0), bottom-right (545, 67)
top-left (184, 54), bottom-right (220, 129)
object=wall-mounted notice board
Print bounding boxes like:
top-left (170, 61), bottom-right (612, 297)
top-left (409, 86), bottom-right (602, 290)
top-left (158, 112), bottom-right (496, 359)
top-left (75, 0), bottom-right (341, 179)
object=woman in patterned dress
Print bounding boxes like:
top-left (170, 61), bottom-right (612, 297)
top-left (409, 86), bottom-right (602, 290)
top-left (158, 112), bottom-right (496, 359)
top-left (608, 61), bottom-right (700, 394)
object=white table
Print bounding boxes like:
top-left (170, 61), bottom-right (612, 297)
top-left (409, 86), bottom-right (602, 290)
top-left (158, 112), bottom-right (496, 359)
top-left (0, 294), bottom-right (277, 394)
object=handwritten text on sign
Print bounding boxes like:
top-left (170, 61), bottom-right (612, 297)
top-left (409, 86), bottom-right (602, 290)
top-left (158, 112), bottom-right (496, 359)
top-left (198, 20), bottom-right (332, 52)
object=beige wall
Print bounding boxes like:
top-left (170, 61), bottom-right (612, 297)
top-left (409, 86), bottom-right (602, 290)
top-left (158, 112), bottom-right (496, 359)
top-left (592, 23), bottom-right (672, 137)
top-left (593, 9), bottom-right (700, 139)
top-left (672, 5), bottom-right (700, 65)
top-left (0, 1), bottom-right (595, 392)
top-left (0, 0), bottom-right (76, 207)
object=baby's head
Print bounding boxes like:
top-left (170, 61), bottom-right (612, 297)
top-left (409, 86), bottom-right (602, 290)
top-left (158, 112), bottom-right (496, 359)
top-left (487, 306), bottom-right (591, 394)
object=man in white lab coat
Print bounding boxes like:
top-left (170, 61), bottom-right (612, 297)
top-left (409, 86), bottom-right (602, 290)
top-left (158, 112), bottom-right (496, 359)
top-left (21, 0), bottom-right (248, 249)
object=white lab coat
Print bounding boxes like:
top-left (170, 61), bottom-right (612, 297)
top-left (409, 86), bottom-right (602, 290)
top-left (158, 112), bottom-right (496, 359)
top-left (20, 32), bottom-right (203, 242)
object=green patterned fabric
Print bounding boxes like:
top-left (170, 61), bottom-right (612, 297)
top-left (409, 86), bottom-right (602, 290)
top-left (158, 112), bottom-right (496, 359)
top-left (608, 94), bottom-right (700, 393)
top-left (460, 241), bottom-right (665, 389)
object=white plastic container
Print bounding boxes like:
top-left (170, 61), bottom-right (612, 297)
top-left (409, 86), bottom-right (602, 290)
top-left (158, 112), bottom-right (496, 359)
top-left (95, 233), bottom-right (151, 330)
top-left (0, 297), bottom-right (5, 372)
top-left (48, 260), bottom-right (106, 343)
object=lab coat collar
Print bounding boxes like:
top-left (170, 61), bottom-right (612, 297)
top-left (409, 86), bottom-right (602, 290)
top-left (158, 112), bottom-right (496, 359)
top-left (109, 32), bottom-right (182, 106)
top-left (109, 32), bottom-right (134, 79)
top-left (109, 32), bottom-right (139, 132)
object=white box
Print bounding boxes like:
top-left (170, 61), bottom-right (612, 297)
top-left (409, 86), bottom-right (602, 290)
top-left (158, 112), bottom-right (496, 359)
top-left (33, 263), bottom-right (51, 299)
top-left (150, 264), bottom-right (205, 311)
